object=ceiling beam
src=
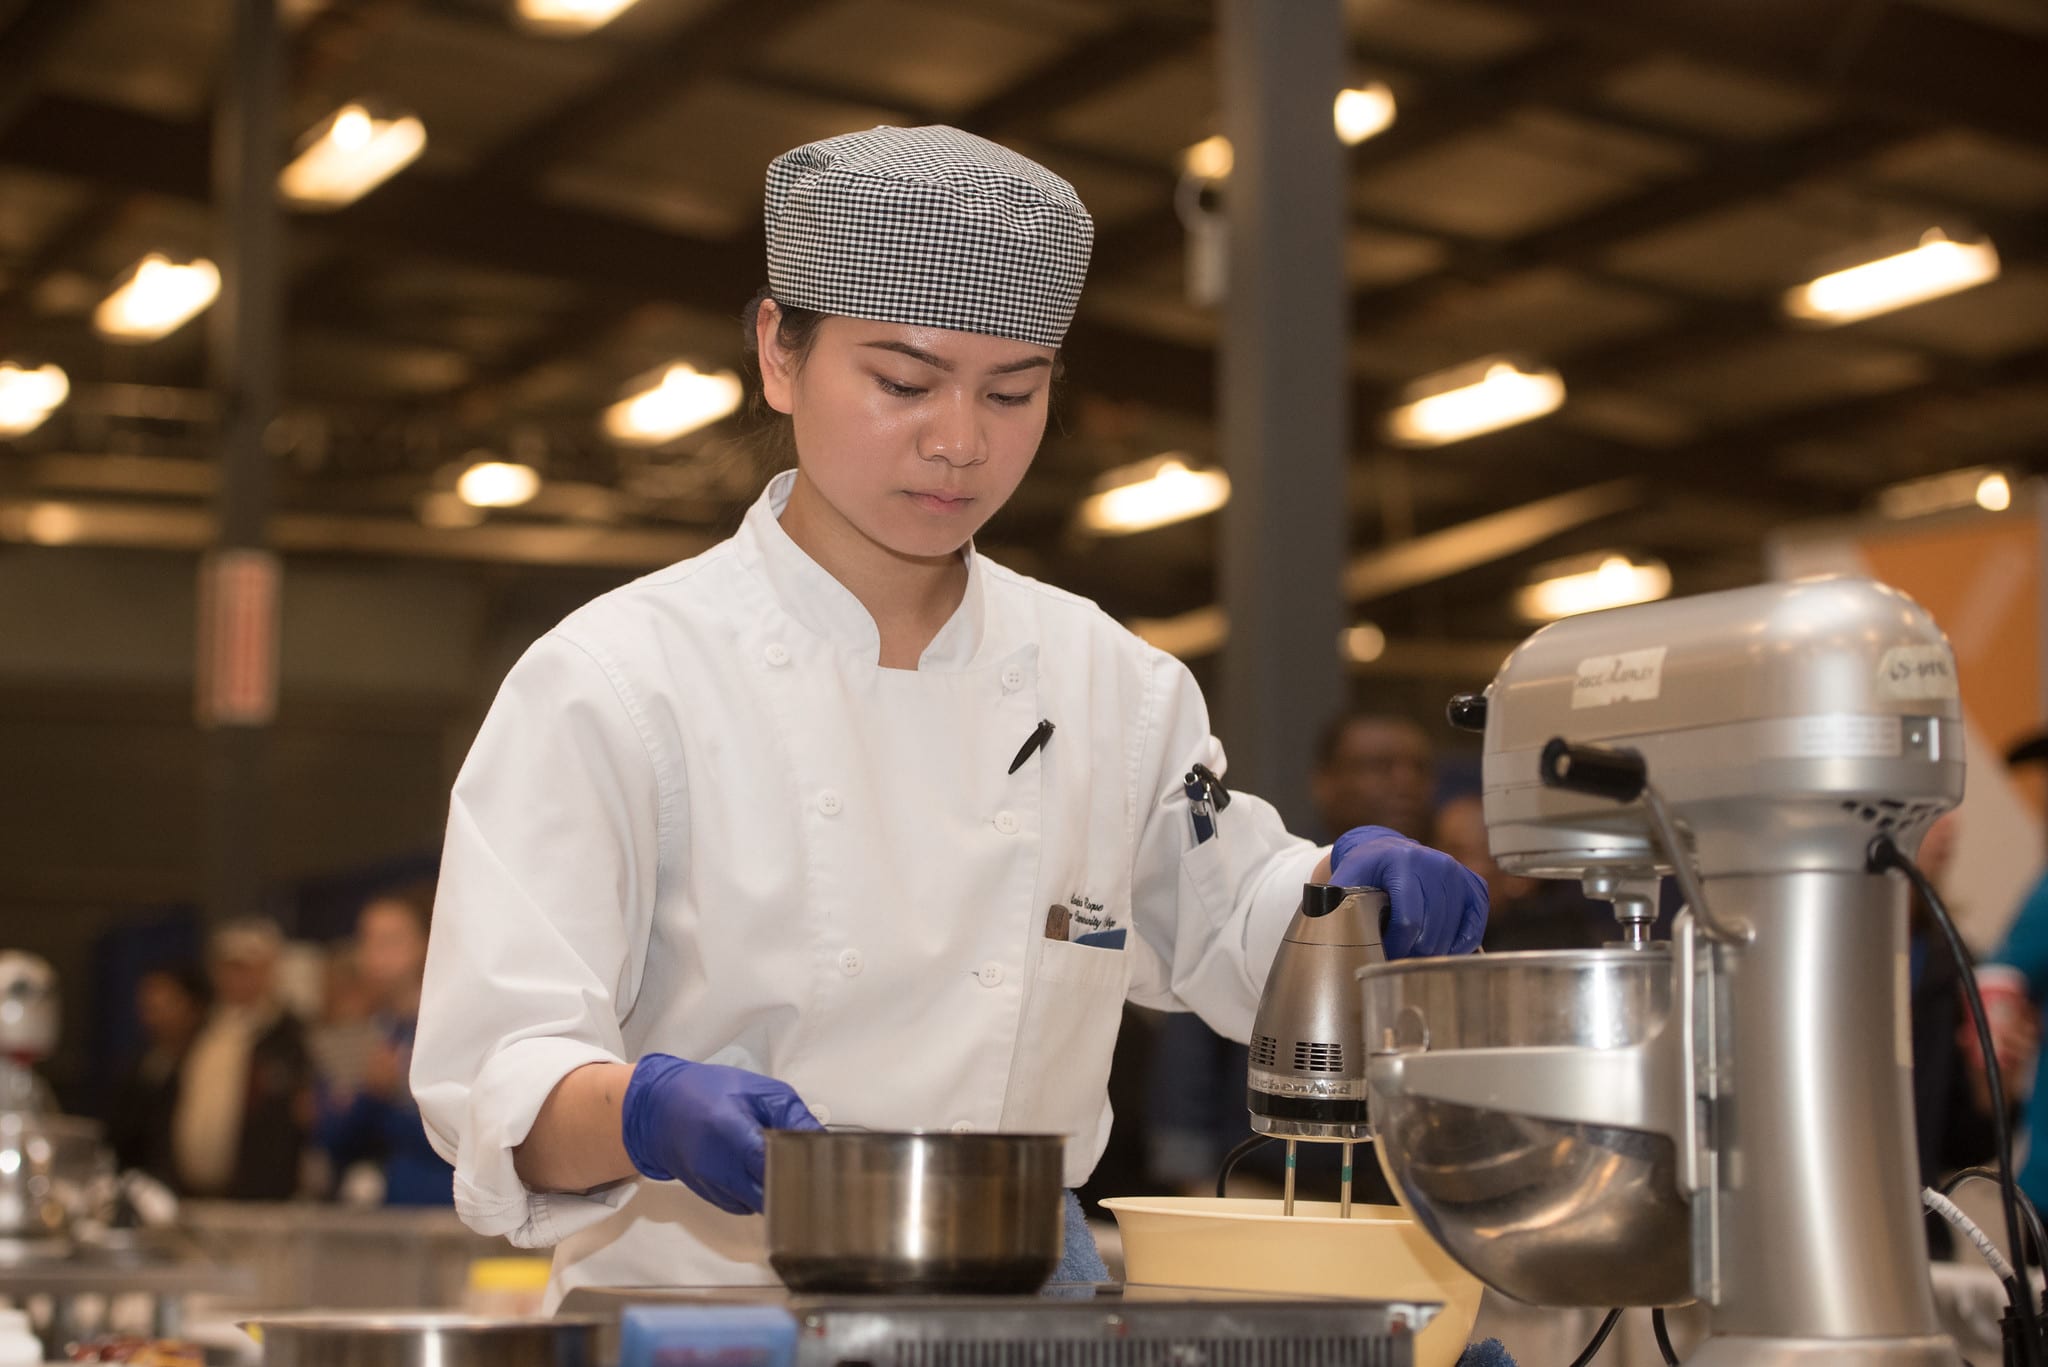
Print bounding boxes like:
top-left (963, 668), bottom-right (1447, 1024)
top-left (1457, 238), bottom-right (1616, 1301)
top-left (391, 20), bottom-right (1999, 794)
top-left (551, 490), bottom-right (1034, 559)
top-left (0, 0), bottom-right (100, 139)
top-left (471, 0), bottom-right (836, 185)
top-left (1485, 0), bottom-right (2048, 149)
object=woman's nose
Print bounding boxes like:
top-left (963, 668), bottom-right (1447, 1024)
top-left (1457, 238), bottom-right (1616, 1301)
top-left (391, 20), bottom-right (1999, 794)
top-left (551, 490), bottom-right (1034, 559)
top-left (921, 393), bottom-right (986, 466)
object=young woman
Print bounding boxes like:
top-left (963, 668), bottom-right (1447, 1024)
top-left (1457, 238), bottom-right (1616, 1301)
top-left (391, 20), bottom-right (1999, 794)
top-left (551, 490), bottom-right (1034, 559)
top-left (412, 125), bottom-right (1486, 1301)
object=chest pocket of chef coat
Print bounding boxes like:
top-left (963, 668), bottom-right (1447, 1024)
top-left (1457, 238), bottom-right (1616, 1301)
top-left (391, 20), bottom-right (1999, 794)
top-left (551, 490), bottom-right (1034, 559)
top-left (1002, 925), bottom-right (1132, 1137)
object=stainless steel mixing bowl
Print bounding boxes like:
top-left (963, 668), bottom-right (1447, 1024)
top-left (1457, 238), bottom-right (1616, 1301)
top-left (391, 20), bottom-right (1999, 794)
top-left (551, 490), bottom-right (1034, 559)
top-left (243, 1314), bottom-right (610, 1367)
top-left (764, 1129), bottom-right (1065, 1294)
top-left (1360, 948), bottom-right (1693, 1307)
top-left (0, 1109), bottom-right (106, 1244)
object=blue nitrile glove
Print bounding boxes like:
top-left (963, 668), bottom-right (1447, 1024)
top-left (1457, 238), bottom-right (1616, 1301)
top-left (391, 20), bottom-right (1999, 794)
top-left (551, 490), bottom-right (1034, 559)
top-left (1331, 825), bottom-right (1489, 958)
top-left (620, 1053), bottom-right (820, 1215)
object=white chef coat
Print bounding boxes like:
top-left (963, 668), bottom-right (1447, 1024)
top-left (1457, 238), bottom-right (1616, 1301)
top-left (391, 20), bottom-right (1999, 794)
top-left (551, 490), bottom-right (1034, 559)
top-left (411, 470), bottom-right (1321, 1302)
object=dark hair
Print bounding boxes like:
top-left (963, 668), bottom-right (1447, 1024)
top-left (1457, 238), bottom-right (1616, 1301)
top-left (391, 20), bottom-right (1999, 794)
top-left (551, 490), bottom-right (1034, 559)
top-left (363, 878), bottom-right (436, 936)
top-left (1313, 711), bottom-right (1430, 768)
top-left (143, 962), bottom-right (213, 1012)
top-left (739, 286), bottom-right (825, 468)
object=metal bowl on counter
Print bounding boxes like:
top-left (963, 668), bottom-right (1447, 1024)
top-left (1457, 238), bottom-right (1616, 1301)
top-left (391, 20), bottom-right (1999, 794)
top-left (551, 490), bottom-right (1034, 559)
top-left (764, 1129), bottom-right (1065, 1294)
top-left (0, 1110), bottom-right (107, 1246)
top-left (1360, 948), bottom-right (1693, 1308)
top-left (242, 1314), bottom-right (610, 1367)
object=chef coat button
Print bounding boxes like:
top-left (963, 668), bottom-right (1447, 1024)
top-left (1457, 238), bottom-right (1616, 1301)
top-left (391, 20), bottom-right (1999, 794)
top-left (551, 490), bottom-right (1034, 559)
top-left (817, 790), bottom-right (842, 817)
top-left (1001, 665), bottom-right (1026, 692)
top-left (764, 643), bottom-right (791, 667)
top-left (811, 1103), bottom-right (832, 1126)
top-left (977, 962), bottom-right (1005, 988)
top-left (838, 948), bottom-right (863, 977)
top-left (993, 810), bottom-right (1019, 835)
top-left (951, 1121), bottom-right (976, 1135)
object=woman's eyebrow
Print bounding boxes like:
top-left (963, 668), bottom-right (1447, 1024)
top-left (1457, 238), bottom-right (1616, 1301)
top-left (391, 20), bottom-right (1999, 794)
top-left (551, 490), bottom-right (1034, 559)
top-left (858, 340), bottom-right (1052, 376)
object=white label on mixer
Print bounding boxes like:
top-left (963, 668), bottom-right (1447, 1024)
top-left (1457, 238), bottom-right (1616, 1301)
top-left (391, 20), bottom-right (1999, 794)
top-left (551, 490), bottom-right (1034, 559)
top-left (1571, 646), bottom-right (1667, 708)
top-left (1877, 645), bottom-right (1959, 700)
top-left (1787, 714), bottom-right (1903, 758)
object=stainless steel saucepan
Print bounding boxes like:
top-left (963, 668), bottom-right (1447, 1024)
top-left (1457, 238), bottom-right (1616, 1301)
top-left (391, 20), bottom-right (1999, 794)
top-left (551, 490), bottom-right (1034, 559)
top-left (764, 1129), bottom-right (1066, 1294)
top-left (243, 1314), bottom-right (609, 1367)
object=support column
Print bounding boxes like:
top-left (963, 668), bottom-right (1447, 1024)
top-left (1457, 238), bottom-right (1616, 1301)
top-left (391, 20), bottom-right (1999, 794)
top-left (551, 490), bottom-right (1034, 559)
top-left (1217, 0), bottom-right (1349, 833)
top-left (200, 0), bottom-right (284, 928)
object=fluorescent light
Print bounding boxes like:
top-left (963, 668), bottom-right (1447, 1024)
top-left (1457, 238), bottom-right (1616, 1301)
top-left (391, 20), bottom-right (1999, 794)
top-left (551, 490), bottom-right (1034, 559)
top-left (1334, 84), bottom-right (1396, 145)
top-left (1077, 454), bottom-right (1231, 535)
top-left (1877, 465), bottom-right (2012, 520)
top-left (516, 0), bottom-right (641, 34)
top-left (1784, 230), bottom-right (2000, 326)
top-left (279, 103), bottom-right (426, 209)
top-left (1516, 554), bottom-right (1671, 621)
top-left (603, 364), bottom-right (744, 445)
top-left (1180, 135), bottom-right (1234, 182)
top-left (1340, 623), bottom-right (1386, 664)
top-left (94, 255), bottom-right (221, 342)
top-left (456, 460), bottom-right (541, 509)
top-left (0, 362), bottom-right (69, 436)
top-left (1385, 358), bottom-right (1565, 447)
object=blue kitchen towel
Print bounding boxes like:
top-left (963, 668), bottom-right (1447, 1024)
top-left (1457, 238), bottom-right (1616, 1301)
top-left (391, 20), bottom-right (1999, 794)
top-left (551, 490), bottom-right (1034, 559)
top-left (1051, 1188), bottom-right (1110, 1283)
top-left (1457, 1340), bottom-right (1515, 1367)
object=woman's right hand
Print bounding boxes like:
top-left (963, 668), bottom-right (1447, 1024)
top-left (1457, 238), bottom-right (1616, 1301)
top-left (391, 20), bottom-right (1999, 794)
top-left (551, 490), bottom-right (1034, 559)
top-left (620, 1054), bottom-right (820, 1214)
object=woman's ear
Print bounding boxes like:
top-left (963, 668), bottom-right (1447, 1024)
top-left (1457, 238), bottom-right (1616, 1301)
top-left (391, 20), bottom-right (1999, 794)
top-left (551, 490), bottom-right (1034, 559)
top-left (755, 300), bottom-right (797, 416)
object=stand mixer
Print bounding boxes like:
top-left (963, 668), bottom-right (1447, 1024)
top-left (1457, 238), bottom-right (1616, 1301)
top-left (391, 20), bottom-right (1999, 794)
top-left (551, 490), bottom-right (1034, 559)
top-left (1353, 575), bottom-right (1971, 1365)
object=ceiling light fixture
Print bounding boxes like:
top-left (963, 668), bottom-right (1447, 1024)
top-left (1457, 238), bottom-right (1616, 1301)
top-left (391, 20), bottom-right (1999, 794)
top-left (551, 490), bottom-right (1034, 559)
top-left (603, 364), bottom-right (744, 446)
top-left (94, 255), bottom-right (221, 343)
top-left (1385, 357), bottom-right (1565, 447)
top-left (1077, 454), bottom-right (1231, 535)
top-left (0, 363), bottom-right (69, 437)
top-left (1875, 465), bottom-right (2015, 520)
top-left (516, 0), bottom-right (642, 34)
top-left (1783, 229), bottom-right (2000, 326)
top-left (1340, 623), bottom-right (1387, 664)
top-left (279, 103), bottom-right (427, 209)
top-left (1180, 135), bottom-right (1234, 182)
top-left (455, 459), bottom-right (541, 509)
top-left (1516, 554), bottom-right (1671, 621)
top-left (1334, 83), bottom-right (1397, 145)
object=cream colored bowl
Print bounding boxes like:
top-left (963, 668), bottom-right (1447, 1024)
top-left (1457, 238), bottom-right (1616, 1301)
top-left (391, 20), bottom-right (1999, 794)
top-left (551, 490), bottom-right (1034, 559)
top-left (1100, 1196), bottom-right (1484, 1367)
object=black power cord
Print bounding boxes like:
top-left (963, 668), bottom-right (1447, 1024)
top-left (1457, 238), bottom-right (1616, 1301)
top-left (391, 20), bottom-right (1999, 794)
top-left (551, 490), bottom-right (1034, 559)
top-left (1870, 835), bottom-right (2044, 1367)
top-left (1651, 1307), bottom-right (1679, 1365)
top-left (1943, 1164), bottom-right (2048, 1272)
top-left (1215, 1133), bottom-right (1279, 1198)
top-left (1564, 1308), bottom-right (1623, 1367)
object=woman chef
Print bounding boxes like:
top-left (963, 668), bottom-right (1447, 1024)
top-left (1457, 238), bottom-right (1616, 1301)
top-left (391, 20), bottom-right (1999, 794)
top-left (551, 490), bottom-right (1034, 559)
top-left (411, 126), bottom-right (1487, 1301)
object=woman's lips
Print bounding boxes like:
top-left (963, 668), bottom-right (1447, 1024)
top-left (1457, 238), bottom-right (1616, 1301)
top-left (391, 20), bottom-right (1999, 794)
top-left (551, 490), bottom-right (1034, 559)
top-left (907, 491), bottom-right (974, 514)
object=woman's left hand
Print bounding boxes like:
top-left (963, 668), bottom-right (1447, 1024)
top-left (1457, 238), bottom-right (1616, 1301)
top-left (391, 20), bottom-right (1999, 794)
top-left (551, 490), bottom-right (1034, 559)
top-left (1328, 825), bottom-right (1489, 958)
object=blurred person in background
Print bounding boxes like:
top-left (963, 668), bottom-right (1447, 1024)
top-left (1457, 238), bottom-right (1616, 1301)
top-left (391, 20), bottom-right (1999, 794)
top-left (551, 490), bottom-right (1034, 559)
top-left (108, 964), bottom-right (210, 1185)
top-left (1434, 793), bottom-right (1610, 951)
top-left (1309, 712), bottom-right (1437, 846)
top-left (309, 942), bottom-right (379, 1101)
top-left (317, 881), bottom-right (453, 1206)
top-left (1145, 708), bottom-right (1439, 1195)
top-left (1909, 813), bottom-right (2020, 1256)
top-left (172, 918), bottom-right (313, 1200)
top-left (1976, 729), bottom-right (2048, 1224)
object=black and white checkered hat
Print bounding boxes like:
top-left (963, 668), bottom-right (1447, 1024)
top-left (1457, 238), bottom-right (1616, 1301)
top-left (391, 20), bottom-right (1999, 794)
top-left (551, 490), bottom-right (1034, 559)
top-left (765, 125), bottom-right (1094, 350)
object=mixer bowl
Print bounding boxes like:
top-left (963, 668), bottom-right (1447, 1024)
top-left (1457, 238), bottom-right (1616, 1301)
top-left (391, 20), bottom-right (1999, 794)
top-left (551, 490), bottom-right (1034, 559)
top-left (0, 1109), bottom-right (105, 1245)
top-left (1360, 948), bottom-right (1693, 1307)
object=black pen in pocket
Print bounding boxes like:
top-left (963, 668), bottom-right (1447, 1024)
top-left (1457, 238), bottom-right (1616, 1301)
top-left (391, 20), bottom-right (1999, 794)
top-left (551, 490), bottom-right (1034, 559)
top-left (1009, 719), bottom-right (1055, 774)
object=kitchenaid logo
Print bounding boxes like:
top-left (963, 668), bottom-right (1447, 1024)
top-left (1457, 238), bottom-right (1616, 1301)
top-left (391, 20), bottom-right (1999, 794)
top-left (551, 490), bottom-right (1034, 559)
top-left (1571, 646), bottom-right (1668, 708)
